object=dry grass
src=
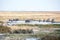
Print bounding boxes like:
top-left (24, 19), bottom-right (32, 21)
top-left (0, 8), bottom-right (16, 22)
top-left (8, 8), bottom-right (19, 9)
top-left (8, 26), bottom-right (39, 31)
top-left (0, 11), bottom-right (60, 22)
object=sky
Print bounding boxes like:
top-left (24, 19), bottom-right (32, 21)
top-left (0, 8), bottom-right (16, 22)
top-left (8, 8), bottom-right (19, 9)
top-left (0, 0), bottom-right (60, 11)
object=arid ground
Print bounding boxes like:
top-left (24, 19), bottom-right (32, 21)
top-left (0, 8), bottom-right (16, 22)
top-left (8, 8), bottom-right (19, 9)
top-left (0, 11), bottom-right (60, 22)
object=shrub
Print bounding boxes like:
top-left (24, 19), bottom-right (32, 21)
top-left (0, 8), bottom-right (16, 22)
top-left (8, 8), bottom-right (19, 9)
top-left (0, 26), bottom-right (11, 33)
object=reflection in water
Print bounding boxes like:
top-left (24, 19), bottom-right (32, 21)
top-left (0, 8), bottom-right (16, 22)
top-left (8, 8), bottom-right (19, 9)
top-left (0, 34), bottom-right (6, 40)
top-left (7, 20), bottom-right (60, 26)
top-left (25, 38), bottom-right (40, 40)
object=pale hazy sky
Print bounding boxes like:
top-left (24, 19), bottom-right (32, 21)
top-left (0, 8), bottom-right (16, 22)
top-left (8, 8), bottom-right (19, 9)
top-left (0, 0), bottom-right (60, 11)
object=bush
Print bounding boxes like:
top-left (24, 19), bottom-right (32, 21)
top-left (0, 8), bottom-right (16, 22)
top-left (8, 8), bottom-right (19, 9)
top-left (12, 29), bottom-right (33, 34)
top-left (0, 26), bottom-right (11, 33)
top-left (41, 35), bottom-right (60, 40)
